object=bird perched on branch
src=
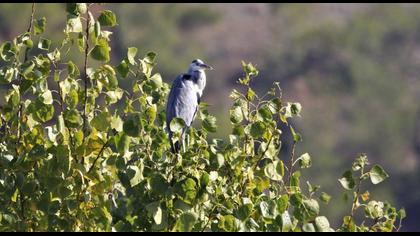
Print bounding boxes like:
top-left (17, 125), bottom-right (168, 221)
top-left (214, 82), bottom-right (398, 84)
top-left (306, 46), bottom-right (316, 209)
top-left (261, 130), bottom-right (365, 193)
top-left (166, 59), bottom-right (213, 153)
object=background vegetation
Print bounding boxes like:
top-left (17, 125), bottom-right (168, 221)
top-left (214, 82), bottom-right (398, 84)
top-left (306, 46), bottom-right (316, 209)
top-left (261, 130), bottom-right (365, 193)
top-left (0, 3), bottom-right (417, 231)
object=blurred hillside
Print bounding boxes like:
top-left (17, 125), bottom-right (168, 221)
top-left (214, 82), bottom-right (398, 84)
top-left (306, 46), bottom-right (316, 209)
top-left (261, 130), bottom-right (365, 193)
top-left (0, 3), bottom-right (419, 231)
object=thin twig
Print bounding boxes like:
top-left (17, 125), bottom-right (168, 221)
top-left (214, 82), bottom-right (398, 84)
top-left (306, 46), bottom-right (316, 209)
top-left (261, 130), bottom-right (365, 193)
top-left (239, 135), bottom-right (274, 198)
top-left (286, 141), bottom-right (297, 188)
top-left (348, 168), bottom-right (364, 230)
top-left (16, 3), bottom-right (35, 155)
top-left (82, 5), bottom-right (91, 140)
top-left (252, 135), bottom-right (273, 172)
top-left (24, 3), bottom-right (35, 62)
top-left (87, 139), bottom-right (109, 174)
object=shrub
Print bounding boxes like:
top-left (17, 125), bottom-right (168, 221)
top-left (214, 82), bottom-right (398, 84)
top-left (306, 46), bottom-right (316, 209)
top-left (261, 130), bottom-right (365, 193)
top-left (0, 3), bottom-right (405, 232)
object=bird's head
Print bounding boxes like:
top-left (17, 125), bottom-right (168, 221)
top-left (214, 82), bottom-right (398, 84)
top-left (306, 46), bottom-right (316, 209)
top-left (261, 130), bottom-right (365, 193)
top-left (188, 59), bottom-right (213, 73)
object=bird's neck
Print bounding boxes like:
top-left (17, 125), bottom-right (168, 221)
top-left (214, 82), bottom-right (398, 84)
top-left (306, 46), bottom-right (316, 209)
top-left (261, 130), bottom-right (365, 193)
top-left (188, 70), bottom-right (206, 91)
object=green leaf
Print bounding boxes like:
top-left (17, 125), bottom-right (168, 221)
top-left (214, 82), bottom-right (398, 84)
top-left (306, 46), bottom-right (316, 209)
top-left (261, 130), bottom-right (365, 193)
top-left (38, 38), bottom-right (51, 51)
top-left (91, 111), bottom-right (112, 132)
top-left (127, 165), bottom-right (143, 187)
top-left (0, 67), bottom-right (15, 83)
top-left (175, 212), bottom-right (197, 232)
top-left (303, 223), bottom-right (316, 232)
top-left (277, 195), bottom-right (289, 214)
top-left (66, 14), bottom-right (83, 33)
top-left (341, 215), bottom-right (356, 232)
top-left (47, 48), bottom-right (61, 62)
top-left (144, 51), bottom-right (157, 64)
top-left (338, 170), bottom-right (355, 190)
top-left (32, 99), bottom-right (54, 123)
top-left (230, 106), bottom-right (243, 124)
top-left (55, 144), bottom-right (71, 174)
top-left (116, 59), bottom-right (129, 78)
top-left (174, 178), bottom-right (197, 205)
top-left (106, 89), bottom-right (123, 105)
top-left (21, 61), bottom-right (35, 76)
top-left (277, 160), bottom-right (285, 177)
top-left (320, 192), bottom-right (331, 204)
top-left (40, 90), bottom-right (53, 104)
top-left (290, 171), bottom-right (300, 188)
top-left (77, 32), bottom-right (85, 52)
top-left (90, 38), bottom-right (110, 62)
top-left (250, 121), bottom-right (266, 138)
top-left (236, 204), bottom-right (253, 221)
top-left (123, 118), bottom-right (140, 137)
top-left (127, 47), bottom-right (137, 65)
top-left (398, 208), bottom-right (406, 220)
top-left (149, 174), bottom-right (169, 196)
top-left (297, 153), bottom-right (311, 168)
top-left (369, 164), bottom-right (389, 185)
top-left (145, 104), bottom-right (157, 124)
top-left (365, 200), bottom-right (384, 219)
top-left (264, 162), bottom-right (282, 181)
top-left (202, 115), bottom-right (217, 133)
top-left (218, 215), bottom-right (237, 232)
top-left (63, 109), bottom-right (82, 128)
top-left (295, 199), bottom-right (319, 222)
top-left (66, 89), bottom-right (79, 109)
top-left (66, 3), bottom-right (86, 15)
top-left (67, 61), bottom-right (80, 78)
top-left (259, 200), bottom-right (278, 220)
top-left (315, 216), bottom-right (332, 232)
top-left (280, 211), bottom-right (293, 232)
top-left (352, 153), bottom-right (369, 171)
top-left (34, 17), bottom-right (46, 35)
top-left (257, 105), bottom-right (272, 121)
top-left (169, 117), bottom-right (186, 133)
top-left (146, 201), bottom-right (163, 225)
top-left (24, 39), bottom-right (33, 49)
top-left (290, 102), bottom-right (302, 116)
top-left (0, 41), bottom-right (17, 61)
top-left (290, 125), bottom-right (302, 142)
top-left (11, 189), bottom-right (18, 202)
top-left (77, 3), bottom-right (87, 14)
top-left (115, 132), bottom-right (130, 154)
top-left (200, 172), bottom-right (210, 187)
top-left (149, 73), bottom-right (163, 90)
top-left (98, 10), bottom-right (118, 27)
top-left (246, 87), bottom-right (256, 101)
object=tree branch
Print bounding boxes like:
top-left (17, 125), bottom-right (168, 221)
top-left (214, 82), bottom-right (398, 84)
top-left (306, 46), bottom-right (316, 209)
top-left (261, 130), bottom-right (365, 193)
top-left (82, 5), bottom-right (91, 140)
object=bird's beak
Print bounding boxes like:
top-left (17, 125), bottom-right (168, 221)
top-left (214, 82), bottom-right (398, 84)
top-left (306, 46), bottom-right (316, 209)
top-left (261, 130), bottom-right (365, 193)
top-left (201, 63), bottom-right (214, 70)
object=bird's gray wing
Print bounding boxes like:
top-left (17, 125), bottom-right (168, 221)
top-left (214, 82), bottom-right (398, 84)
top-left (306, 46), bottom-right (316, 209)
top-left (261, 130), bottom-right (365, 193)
top-left (166, 74), bottom-right (199, 130)
top-left (166, 74), bottom-right (183, 128)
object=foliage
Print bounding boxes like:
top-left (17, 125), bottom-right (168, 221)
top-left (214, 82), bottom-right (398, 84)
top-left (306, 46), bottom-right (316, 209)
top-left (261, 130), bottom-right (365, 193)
top-left (0, 3), bottom-right (405, 232)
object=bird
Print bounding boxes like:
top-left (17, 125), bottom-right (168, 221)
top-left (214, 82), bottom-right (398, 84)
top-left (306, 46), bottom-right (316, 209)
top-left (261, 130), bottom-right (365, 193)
top-left (166, 59), bottom-right (213, 153)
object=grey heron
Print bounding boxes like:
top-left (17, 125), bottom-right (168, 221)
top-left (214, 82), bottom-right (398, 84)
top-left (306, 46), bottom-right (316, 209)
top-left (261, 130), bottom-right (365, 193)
top-left (166, 59), bottom-right (213, 153)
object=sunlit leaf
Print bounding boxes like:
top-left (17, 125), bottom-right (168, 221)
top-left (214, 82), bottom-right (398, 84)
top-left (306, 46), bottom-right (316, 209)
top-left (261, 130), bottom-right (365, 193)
top-left (90, 38), bottom-right (110, 62)
top-left (174, 212), bottom-right (197, 232)
top-left (98, 10), bottom-right (118, 27)
top-left (369, 164), bottom-right (389, 185)
top-left (338, 170), bottom-right (355, 190)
